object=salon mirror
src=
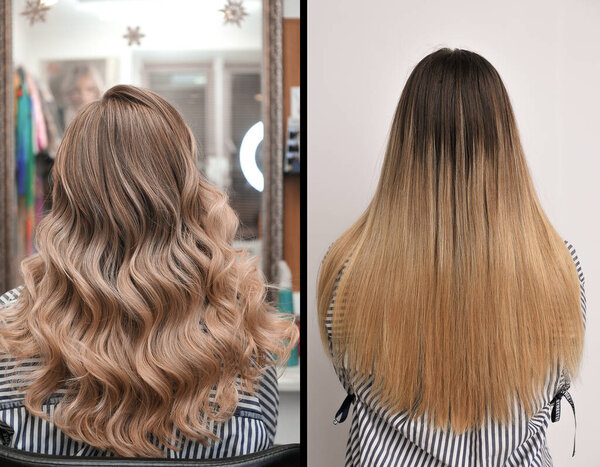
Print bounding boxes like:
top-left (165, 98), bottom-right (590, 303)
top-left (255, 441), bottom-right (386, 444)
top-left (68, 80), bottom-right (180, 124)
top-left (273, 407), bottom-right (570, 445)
top-left (2, 0), bottom-right (281, 280)
top-left (0, 0), bottom-right (291, 289)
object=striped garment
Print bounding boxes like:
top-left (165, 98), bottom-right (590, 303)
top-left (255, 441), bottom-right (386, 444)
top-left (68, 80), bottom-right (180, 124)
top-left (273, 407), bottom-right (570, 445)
top-left (0, 286), bottom-right (280, 459)
top-left (326, 240), bottom-right (586, 467)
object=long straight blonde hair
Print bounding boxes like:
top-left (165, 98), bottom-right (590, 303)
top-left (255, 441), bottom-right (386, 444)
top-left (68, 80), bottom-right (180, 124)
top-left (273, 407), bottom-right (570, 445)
top-left (317, 48), bottom-right (584, 432)
top-left (0, 85), bottom-right (297, 457)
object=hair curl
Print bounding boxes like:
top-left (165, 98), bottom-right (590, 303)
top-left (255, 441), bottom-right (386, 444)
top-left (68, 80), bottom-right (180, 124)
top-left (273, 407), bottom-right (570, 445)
top-left (0, 84), bottom-right (297, 457)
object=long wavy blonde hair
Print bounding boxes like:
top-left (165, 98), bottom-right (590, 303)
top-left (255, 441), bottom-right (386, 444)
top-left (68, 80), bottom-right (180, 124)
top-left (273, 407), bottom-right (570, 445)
top-left (318, 48), bottom-right (584, 432)
top-left (0, 84), bottom-right (297, 457)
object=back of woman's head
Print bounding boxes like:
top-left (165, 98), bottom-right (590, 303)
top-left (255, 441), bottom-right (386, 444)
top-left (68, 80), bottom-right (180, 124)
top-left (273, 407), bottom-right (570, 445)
top-left (0, 84), bottom-right (297, 457)
top-left (318, 48), bottom-right (584, 432)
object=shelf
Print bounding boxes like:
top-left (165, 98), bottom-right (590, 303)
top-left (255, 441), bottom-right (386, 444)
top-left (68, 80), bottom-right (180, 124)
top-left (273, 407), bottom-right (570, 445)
top-left (279, 364), bottom-right (300, 392)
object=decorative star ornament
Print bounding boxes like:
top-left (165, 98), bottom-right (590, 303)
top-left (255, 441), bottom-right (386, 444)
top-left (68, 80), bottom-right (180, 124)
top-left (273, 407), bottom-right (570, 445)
top-left (219, 0), bottom-right (248, 27)
top-left (21, 0), bottom-right (51, 26)
top-left (123, 26), bottom-right (145, 46)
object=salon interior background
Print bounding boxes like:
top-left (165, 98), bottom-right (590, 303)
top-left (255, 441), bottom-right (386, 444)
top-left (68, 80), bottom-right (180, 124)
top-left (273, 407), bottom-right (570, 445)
top-left (11, 0), bottom-right (301, 445)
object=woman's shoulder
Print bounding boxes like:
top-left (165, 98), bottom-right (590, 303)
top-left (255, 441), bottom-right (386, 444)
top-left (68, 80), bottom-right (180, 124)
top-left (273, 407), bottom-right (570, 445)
top-left (563, 239), bottom-right (587, 330)
top-left (0, 286), bottom-right (24, 307)
top-left (563, 239), bottom-right (585, 285)
top-left (0, 286), bottom-right (45, 410)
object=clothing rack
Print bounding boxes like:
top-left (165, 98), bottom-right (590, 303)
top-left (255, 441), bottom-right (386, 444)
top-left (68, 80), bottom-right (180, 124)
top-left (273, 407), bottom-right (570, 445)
top-left (14, 66), bottom-right (61, 264)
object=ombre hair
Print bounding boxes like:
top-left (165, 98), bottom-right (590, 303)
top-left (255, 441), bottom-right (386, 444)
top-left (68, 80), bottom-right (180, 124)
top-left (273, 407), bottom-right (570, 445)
top-left (318, 48), bottom-right (584, 432)
top-left (0, 84), bottom-right (297, 457)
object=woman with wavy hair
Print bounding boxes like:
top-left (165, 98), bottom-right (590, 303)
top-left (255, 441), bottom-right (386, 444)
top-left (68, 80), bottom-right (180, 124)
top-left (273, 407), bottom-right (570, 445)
top-left (0, 84), bottom-right (297, 458)
top-left (318, 48), bottom-right (585, 466)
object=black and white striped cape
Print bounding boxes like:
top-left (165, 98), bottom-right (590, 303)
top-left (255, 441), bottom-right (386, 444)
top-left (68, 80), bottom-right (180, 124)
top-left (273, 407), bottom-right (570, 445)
top-left (326, 240), bottom-right (586, 466)
top-left (0, 286), bottom-right (280, 459)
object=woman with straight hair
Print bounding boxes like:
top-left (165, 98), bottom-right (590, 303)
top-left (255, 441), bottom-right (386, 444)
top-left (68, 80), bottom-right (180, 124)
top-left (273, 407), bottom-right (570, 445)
top-left (317, 48), bottom-right (586, 466)
top-left (0, 84), bottom-right (298, 458)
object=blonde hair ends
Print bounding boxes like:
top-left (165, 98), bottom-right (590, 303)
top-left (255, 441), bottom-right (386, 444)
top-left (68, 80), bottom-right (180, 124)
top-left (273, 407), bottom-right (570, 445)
top-left (0, 85), bottom-right (298, 457)
top-left (317, 48), bottom-right (584, 432)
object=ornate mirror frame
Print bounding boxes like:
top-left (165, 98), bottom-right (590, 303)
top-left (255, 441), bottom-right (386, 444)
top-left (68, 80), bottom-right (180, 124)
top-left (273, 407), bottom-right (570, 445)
top-left (262, 0), bottom-right (284, 288)
top-left (0, 0), bottom-right (284, 292)
top-left (0, 0), bottom-right (15, 293)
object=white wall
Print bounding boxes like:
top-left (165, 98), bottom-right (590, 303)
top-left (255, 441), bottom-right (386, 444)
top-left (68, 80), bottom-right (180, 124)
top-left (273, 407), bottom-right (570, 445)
top-left (284, 0), bottom-right (300, 19)
top-left (308, 1), bottom-right (600, 465)
top-left (13, 0), bottom-right (263, 81)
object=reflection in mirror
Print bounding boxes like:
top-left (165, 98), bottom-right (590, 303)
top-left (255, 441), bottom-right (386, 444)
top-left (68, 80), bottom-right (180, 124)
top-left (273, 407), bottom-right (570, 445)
top-left (13, 0), bottom-right (266, 264)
